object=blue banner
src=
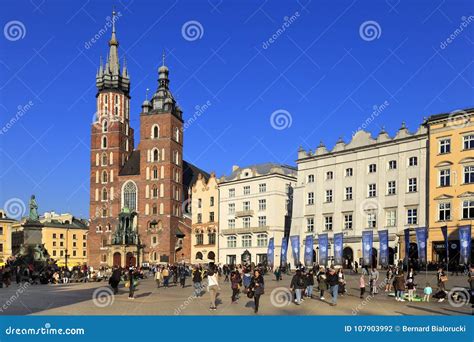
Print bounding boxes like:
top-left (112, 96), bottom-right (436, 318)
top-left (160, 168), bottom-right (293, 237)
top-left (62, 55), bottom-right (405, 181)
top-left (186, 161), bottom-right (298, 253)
top-left (362, 230), bottom-right (373, 267)
top-left (415, 227), bottom-right (427, 264)
top-left (404, 228), bottom-right (410, 266)
top-left (378, 229), bottom-right (389, 267)
top-left (280, 237), bottom-right (288, 266)
top-left (304, 234), bottom-right (314, 267)
top-left (318, 233), bottom-right (328, 266)
top-left (459, 225), bottom-right (471, 265)
top-left (441, 225), bottom-right (448, 263)
top-left (267, 237), bottom-right (274, 267)
top-left (290, 235), bottom-right (300, 267)
top-left (333, 233), bottom-right (343, 266)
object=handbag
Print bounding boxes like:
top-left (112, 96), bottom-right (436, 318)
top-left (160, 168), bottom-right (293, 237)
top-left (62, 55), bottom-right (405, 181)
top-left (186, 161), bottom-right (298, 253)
top-left (440, 275), bottom-right (448, 282)
top-left (247, 289), bottom-right (254, 298)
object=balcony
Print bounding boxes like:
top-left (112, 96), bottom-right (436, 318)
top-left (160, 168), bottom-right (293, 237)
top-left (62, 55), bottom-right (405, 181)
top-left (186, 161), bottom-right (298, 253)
top-left (235, 210), bottom-right (254, 218)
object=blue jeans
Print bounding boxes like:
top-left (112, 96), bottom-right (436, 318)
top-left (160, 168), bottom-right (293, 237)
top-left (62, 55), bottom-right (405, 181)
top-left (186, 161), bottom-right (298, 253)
top-left (295, 289), bottom-right (302, 304)
top-left (306, 285), bottom-right (313, 298)
top-left (193, 282), bottom-right (202, 297)
top-left (330, 285), bottom-right (339, 304)
top-left (396, 290), bottom-right (404, 299)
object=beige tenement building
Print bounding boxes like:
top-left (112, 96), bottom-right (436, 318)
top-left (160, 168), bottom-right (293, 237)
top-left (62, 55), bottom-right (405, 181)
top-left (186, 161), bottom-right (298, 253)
top-left (218, 163), bottom-right (296, 266)
top-left (291, 123), bottom-right (427, 267)
top-left (0, 210), bottom-right (17, 266)
top-left (190, 173), bottom-right (218, 264)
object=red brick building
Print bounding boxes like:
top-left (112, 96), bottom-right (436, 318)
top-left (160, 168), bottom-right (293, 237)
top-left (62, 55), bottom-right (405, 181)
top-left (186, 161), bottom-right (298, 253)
top-left (88, 12), bottom-right (207, 268)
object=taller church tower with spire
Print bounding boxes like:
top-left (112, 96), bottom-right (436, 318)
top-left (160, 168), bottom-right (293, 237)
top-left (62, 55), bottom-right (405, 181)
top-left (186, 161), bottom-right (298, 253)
top-left (88, 11), bottom-right (207, 268)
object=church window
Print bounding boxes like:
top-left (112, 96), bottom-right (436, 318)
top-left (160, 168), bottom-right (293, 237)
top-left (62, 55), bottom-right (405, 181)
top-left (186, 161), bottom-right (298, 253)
top-left (152, 148), bottom-right (160, 162)
top-left (102, 171), bottom-right (108, 183)
top-left (102, 188), bottom-right (108, 201)
top-left (152, 125), bottom-right (160, 139)
top-left (101, 153), bottom-right (108, 166)
top-left (122, 181), bottom-right (137, 211)
top-left (102, 120), bottom-right (108, 133)
top-left (152, 185), bottom-right (158, 198)
top-left (152, 167), bottom-right (158, 180)
top-left (102, 136), bottom-right (107, 149)
top-left (175, 127), bottom-right (180, 142)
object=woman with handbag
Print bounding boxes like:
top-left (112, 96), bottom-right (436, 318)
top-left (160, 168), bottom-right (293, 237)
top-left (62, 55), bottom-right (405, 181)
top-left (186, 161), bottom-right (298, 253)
top-left (230, 270), bottom-right (241, 303)
top-left (249, 269), bottom-right (264, 313)
top-left (437, 267), bottom-right (448, 292)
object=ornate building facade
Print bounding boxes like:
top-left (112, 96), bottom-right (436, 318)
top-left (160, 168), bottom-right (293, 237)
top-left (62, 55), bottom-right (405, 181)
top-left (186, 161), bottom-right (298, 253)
top-left (88, 12), bottom-right (206, 268)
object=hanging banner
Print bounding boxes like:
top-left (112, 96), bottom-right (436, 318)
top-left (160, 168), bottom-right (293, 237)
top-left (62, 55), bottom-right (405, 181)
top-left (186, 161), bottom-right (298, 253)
top-left (415, 227), bottom-right (428, 264)
top-left (378, 229), bottom-right (389, 267)
top-left (290, 235), bottom-right (300, 267)
top-left (318, 233), bottom-right (329, 266)
top-left (362, 230), bottom-right (373, 267)
top-left (333, 233), bottom-right (343, 266)
top-left (267, 237), bottom-right (274, 267)
top-left (459, 225), bottom-right (472, 265)
top-left (441, 225), bottom-right (448, 263)
top-left (404, 228), bottom-right (410, 266)
top-left (304, 234), bottom-right (314, 267)
top-left (280, 237), bottom-right (288, 266)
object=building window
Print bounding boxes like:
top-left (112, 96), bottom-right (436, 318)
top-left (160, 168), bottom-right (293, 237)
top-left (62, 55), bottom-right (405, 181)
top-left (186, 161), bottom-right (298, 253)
top-left (367, 212), bottom-right (377, 228)
top-left (345, 168), bottom-right (353, 177)
top-left (53, 233), bottom-right (57, 239)
top-left (464, 166), bottom-right (474, 184)
top-left (102, 188), bottom-right (108, 201)
top-left (258, 199), bottom-right (266, 211)
top-left (174, 151), bottom-right (179, 165)
top-left (438, 202), bottom-right (451, 221)
top-left (325, 189), bottom-right (333, 202)
top-left (152, 148), bottom-right (160, 162)
top-left (228, 203), bottom-right (235, 214)
top-left (408, 156), bottom-right (418, 166)
top-left (257, 234), bottom-right (268, 247)
top-left (52, 250), bottom-right (56, 257)
top-left (386, 209), bottom-right (396, 227)
top-left (210, 196), bottom-right (215, 207)
top-left (152, 167), bottom-right (158, 180)
top-left (242, 235), bottom-right (252, 247)
top-left (388, 160), bottom-right (397, 170)
top-left (152, 125), bottom-right (160, 139)
top-left (243, 186), bottom-right (250, 195)
top-left (175, 127), bottom-right (180, 142)
top-left (306, 217), bottom-right (314, 232)
top-left (408, 178), bottom-right (417, 193)
top-left (258, 216), bottom-right (266, 227)
top-left (259, 183), bottom-right (266, 193)
top-left (368, 184), bottom-right (377, 197)
top-left (102, 171), bottom-right (108, 183)
top-left (307, 192), bottom-right (314, 205)
top-left (152, 205), bottom-right (157, 215)
top-left (196, 232), bottom-right (203, 245)
top-left (407, 208), bottom-right (418, 225)
top-left (368, 164), bottom-right (377, 173)
top-left (198, 198), bottom-right (202, 208)
top-left (463, 134), bottom-right (474, 150)
top-left (243, 217), bottom-right (251, 228)
top-left (308, 174), bottom-right (314, 183)
top-left (101, 153), bottom-right (108, 166)
top-left (227, 236), bottom-right (237, 248)
top-left (326, 171), bottom-right (333, 180)
top-left (324, 216), bottom-right (333, 231)
top-left (208, 232), bottom-right (216, 245)
top-left (229, 188), bottom-right (235, 198)
top-left (228, 219), bottom-right (235, 229)
top-left (439, 138), bottom-right (451, 154)
top-left (197, 213), bottom-right (202, 224)
top-left (122, 181), bottom-right (137, 211)
top-left (345, 187), bottom-right (353, 200)
top-left (462, 200), bottom-right (474, 219)
top-left (102, 136), bottom-right (107, 149)
top-left (439, 169), bottom-right (451, 187)
top-left (243, 201), bottom-right (250, 211)
top-left (209, 212), bottom-right (215, 222)
top-left (344, 214), bottom-right (353, 230)
top-left (387, 181), bottom-right (396, 195)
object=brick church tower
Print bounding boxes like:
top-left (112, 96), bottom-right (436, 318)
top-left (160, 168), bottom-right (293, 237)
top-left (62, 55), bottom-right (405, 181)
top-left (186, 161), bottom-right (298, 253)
top-left (88, 11), bottom-right (205, 268)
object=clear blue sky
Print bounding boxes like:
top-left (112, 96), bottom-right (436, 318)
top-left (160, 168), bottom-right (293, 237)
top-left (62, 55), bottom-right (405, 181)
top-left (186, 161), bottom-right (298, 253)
top-left (0, 0), bottom-right (473, 218)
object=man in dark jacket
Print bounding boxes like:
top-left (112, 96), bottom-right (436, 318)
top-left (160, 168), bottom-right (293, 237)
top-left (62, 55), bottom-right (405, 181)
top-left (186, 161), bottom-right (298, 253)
top-left (326, 268), bottom-right (339, 306)
top-left (290, 270), bottom-right (306, 305)
top-left (109, 266), bottom-right (121, 295)
top-left (192, 266), bottom-right (203, 297)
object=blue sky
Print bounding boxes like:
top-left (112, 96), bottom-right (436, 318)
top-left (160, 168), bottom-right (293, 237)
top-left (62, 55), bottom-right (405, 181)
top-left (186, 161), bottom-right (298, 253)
top-left (0, 0), bottom-right (473, 218)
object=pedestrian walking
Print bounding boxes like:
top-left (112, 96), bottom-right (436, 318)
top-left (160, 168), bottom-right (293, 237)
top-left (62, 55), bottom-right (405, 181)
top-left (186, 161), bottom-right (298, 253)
top-left (192, 266), bottom-right (203, 297)
top-left (423, 283), bottom-right (432, 302)
top-left (207, 265), bottom-right (219, 311)
top-left (327, 268), bottom-right (339, 306)
top-left (230, 270), bottom-right (241, 303)
top-left (109, 266), bottom-right (121, 295)
top-left (305, 270), bottom-right (315, 298)
top-left (249, 270), bottom-right (264, 313)
top-left (317, 266), bottom-right (328, 300)
top-left (359, 274), bottom-right (366, 298)
top-left (394, 270), bottom-right (405, 302)
top-left (290, 269), bottom-right (306, 305)
top-left (154, 267), bottom-right (163, 288)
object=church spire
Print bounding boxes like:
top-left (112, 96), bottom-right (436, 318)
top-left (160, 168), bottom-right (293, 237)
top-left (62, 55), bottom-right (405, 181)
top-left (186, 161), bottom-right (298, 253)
top-left (107, 9), bottom-right (120, 76)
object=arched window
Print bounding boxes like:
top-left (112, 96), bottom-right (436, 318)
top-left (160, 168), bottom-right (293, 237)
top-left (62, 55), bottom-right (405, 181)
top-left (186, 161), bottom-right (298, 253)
top-left (152, 125), bottom-right (160, 139)
top-left (114, 107), bottom-right (118, 116)
top-left (152, 167), bottom-right (158, 180)
top-left (102, 188), bottom-right (108, 201)
top-left (174, 151), bottom-right (179, 165)
top-left (101, 153), bottom-right (108, 166)
top-left (122, 181), bottom-right (137, 211)
top-left (152, 185), bottom-right (158, 198)
top-left (125, 140), bottom-right (129, 152)
top-left (102, 120), bottom-right (108, 133)
top-left (102, 136), bottom-right (107, 149)
top-left (196, 252), bottom-right (203, 260)
top-left (152, 204), bottom-right (157, 215)
top-left (102, 170), bottom-right (108, 183)
top-left (152, 148), bottom-right (160, 162)
top-left (175, 127), bottom-right (180, 142)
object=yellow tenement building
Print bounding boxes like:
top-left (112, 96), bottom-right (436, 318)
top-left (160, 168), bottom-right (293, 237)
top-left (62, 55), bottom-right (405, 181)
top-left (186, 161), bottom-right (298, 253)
top-left (425, 109), bottom-right (474, 265)
top-left (0, 210), bottom-right (17, 266)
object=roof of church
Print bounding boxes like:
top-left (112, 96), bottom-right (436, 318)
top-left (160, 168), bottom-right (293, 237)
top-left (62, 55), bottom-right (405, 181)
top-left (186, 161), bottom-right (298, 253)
top-left (119, 150), bottom-right (141, 176)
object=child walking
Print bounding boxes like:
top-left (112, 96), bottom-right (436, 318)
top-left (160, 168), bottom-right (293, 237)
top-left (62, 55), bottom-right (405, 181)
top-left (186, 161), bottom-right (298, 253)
top-left (359, 274), bottom-right (366, 299)
top-left (423, 283), bottom-right (432, 302)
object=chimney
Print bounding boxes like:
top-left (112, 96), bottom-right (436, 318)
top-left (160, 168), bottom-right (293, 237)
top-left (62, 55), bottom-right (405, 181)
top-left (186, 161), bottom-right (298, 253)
top-left (232, 165), bottom-right (239, 172)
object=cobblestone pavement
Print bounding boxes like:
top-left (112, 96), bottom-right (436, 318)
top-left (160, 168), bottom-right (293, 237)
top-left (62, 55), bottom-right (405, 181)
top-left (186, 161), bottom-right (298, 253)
top-left (0, 272), bottom-right (471, 315)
